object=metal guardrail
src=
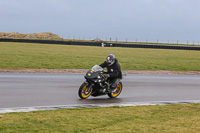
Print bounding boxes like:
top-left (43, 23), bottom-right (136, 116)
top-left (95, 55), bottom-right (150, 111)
top-left (106, 43), bottom-right (200, 51)
top-left (0, 38), bottom-right (200, 51)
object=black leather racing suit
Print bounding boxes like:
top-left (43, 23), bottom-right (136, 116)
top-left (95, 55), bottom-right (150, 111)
top-left (99, 59), bottom-right (122, 89)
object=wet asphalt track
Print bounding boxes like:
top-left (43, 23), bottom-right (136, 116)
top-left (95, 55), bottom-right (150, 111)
top-left (1, 73), bottom-right (200, 110)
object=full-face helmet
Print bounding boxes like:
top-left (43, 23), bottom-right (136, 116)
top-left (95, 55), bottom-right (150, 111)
top-left (106, 54), bottom-right (116, 66)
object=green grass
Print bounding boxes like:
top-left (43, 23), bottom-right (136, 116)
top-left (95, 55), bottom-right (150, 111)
top-left (0, 42), bottom-right (200, 71)
top-left (0, 104), bottom-right (200, 132)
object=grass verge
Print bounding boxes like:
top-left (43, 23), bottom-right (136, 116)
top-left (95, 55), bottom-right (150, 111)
top-left (1, 42), bottom-right (200, 71)
top-left (0, 104), bottom-right (200, 132)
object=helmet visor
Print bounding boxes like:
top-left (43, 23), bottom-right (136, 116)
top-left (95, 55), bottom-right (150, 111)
top-left (107, 59), bottom-right (113, 63)
top-left (106, 56), bottom-right (113, 63)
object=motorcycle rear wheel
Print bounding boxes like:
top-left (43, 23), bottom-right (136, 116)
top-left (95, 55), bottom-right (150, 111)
top-left (108, 82), bottom-right (123, 98)
top-left (78, 82), bottom-right (93, 99)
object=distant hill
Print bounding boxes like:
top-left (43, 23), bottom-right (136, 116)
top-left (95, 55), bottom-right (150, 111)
top-left (0, 32), bottom-right (61, 40)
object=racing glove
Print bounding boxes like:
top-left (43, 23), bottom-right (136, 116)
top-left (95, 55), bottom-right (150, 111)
top-left (104, 74), bottom-right (110, 79)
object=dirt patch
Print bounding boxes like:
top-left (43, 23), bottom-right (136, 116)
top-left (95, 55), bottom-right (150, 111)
top-left (0, 32), bottom-right (61, 39)
top-left (123, 70), bottom-right (200, 75)
top-left (0, 69), bottom-right (200, 75)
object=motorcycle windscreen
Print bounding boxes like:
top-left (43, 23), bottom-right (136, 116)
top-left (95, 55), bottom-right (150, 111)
top-left (85, 65), bottom-right (103, 79)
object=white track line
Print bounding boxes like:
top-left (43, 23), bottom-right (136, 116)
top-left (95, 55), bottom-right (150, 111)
top-left (1, 100), bottom-right (200, 114)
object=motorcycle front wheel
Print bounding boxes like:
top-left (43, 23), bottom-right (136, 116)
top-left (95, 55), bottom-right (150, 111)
top-left (78, 82), bottom-right (93, 99)
top-left (108, 82), bottom-right (123, 98)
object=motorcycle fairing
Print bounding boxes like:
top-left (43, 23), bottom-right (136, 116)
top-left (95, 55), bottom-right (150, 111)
top-left (85, 65), bottom-right (103, 79)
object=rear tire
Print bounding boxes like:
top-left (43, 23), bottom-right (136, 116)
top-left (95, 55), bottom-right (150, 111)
top-left (108, 82), bottom-right (123, 98)
top-left (78, 82), bottom-right (93, 99)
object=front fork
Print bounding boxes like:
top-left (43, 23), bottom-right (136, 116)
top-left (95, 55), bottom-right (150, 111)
top-left (84, 82), bottom-right (94, 95)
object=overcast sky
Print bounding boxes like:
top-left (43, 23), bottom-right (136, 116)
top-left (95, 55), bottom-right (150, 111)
top-left (0, 0), bottom-right (200, 43)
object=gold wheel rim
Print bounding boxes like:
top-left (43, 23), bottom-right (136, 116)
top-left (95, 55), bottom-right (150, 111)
top-left (111, 83), bottom-right (122, 97)
top-left (81, 85), bottom-right (93, 98)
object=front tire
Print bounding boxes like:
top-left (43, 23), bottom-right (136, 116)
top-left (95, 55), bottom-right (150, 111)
top-left (78, 82), bottom-right (93, 99)
top-left (108, 82), bottom-right (123, 98)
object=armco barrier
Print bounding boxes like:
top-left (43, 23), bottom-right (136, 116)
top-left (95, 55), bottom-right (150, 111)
top-left (106, 43), bottom-right (200, 50)
top-left (0, 38), bottom-right (200, 51)
top-left (0, 38), bottom-right (102, 46)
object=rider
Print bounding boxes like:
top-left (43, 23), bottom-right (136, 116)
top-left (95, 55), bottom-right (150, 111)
top-left (99, 54), bottom-right (122, 92)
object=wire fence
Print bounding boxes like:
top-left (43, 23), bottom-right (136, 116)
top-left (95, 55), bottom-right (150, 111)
top-left (64, 35), bottom-right (200, 46)
top-left (1, 33), bottom-right (200, 46)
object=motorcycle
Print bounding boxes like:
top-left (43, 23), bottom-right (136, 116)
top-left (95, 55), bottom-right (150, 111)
top-left (78, 65), bottom-right (126, 99)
